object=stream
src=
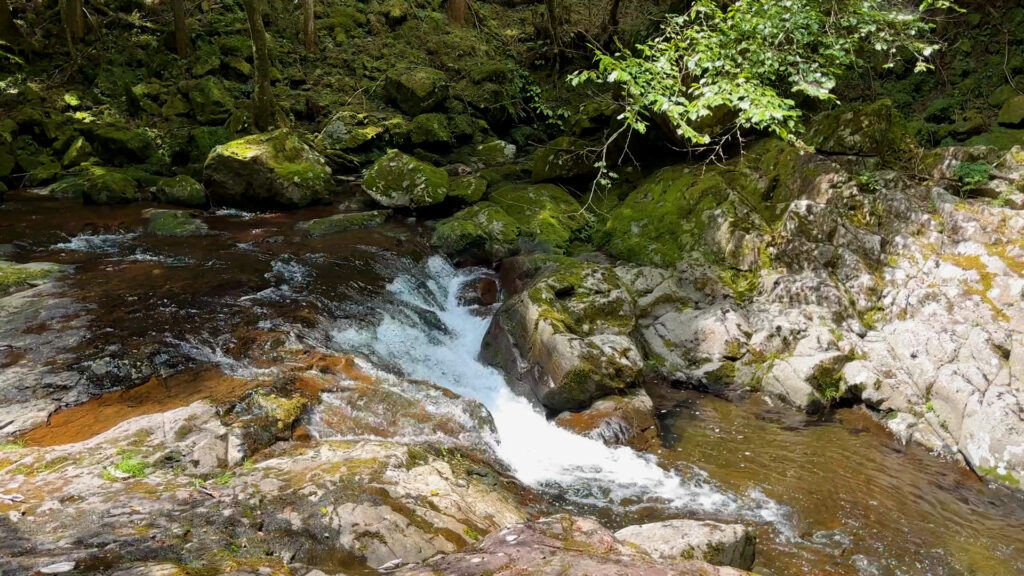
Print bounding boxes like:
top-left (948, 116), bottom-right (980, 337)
top-left (3, 193), bottom-right (1024, 575)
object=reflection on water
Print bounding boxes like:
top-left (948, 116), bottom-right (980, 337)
top-left (649, 389), bottom-right (1024, 576)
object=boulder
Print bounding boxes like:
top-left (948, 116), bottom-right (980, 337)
top-left (448, 175), bottom-right (487, 203)
top-left (410, 113), bottom-right (453, 146)
top-left (0, 260), bottom-right (65, 296)
top-left (432, 202), bottom-right (520, 262)
top-left (554, 388), bottom-right (660, 451)
top-left (188, 76), bottom-right (235, 125)
top-left (614, 520), bottom-right (757, 570)
top-left (806, 99), bottom-right (911, 157)
top-left (488, 183), bottom-right (587, 252)
top-left (298, 210), bottom-right (391, 237)
top-left (998, 95), bottom-right (1024, 128)
top-left (153, 175), bottom-right (207, 207)
top-left (397, 515), bottom-right (751, 576)
top-left (80, 125), bottom-right (157, 166)
top-left (77, 166), bottom-right (140, 205)
top-left (144, 209), bottom-right (209, 236)
top-left (481, 258), bottom-right (643, 412)
top-left (204, 129), bottom-right (333, 209)
top-left (362, 149), bottom-right (448, 208)
top-left (640, 304), bottom-right (751, 389)
top-left (473, 139), bottom-right (517, 165)
top-left (759, 330), bottom-right (852, 413)
top-left (384, 67), bottom-right (448, 115)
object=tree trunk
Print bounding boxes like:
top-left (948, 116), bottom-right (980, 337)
top-left (172, 0), bottom-right (187, 57)
top-left (301, 0), bottom-right (315, 52)
top-left (60, 0), bottom-right (86, 47)
top-left (448, 0), bottom-right (466, 26)
top-left (0, 0), bottom-right (17, 44)
top-left (544, 0), bottom-right (559, 48)
top-left (242, 0), bottom-right (276, 131)
top-left (600, 0), bottom-right (622, 40)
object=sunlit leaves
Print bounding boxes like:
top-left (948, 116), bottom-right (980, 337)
top-left (570, 0), bottom-right (951, 145)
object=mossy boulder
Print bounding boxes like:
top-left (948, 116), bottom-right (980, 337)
top-left (474, 140), bottom-right (517, 165)
top-left (531, 136), bottom-right (598, 182)
top-left (481, 257), bottom-right (643, 412)
top-left (448, 175), bottom-right (487, 203)
top-left (75, 166), bottom-right (140, 205)
top-left (432, 202), bottom-right (520, 262)
top-left (144, 209), bottom-right (209, 236)
top-left (384, 67), bottom-right (448, 115)
top-left (318, 110), bottom-right (390, 151)
top-left (0, 260), bottom-right (66, 296)
top-left (488, 184), bottom-right (586, 253)
top-left (204, 129), bottom-right (333, 210)
top-left (298, 210), bottom-right (391, 236)
top-left (62, 136), bottom-right (94, 167)
top-left (80, 125), bottom-right (157, 166)
top-left (362, 149), bottom-right (448, 208)
top-left (410, 113), bottom-right (453, 146)
top-left (188, 77), bottom-right (235, 125)
top-left (154, 175), bottom-right (207, 207)
top-left (998, 95), bottom-right (1024, 128)
top-left (806, 99), bottom-right (912, 158)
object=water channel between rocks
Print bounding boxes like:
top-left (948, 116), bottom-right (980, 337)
top-left (2, 195), bottom-right (1024, 576)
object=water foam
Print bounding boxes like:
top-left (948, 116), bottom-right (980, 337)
top-left (330, 256), bottom-right (783, 518)
top-left (54, 233), bottom-right (136, 253)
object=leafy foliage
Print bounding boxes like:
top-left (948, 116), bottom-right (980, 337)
top-left (953, 161), bottom-right (992, 190)
top-left (571, 0), bottom-right (956, 145)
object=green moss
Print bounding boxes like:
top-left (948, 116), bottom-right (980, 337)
top-left (0, 261), bottom-right (63, 295)
top-left (431, 202), bottom-right (520, 261)
top-left (409, 113), bottom-right (453, 146)
top-left (964, 128), bottom-right (1024, 151)
top-left (953, 161), bottom-right (992, 191)
top-left (299, 210), bottom-right (391, 236)
top-left (977, 466), bottom-right (1021, 487)
top-left (146, 210), bottom-right (208, 236)
top-left (155, 175), bottom-right (207, 207)
top-left (362, 149), bottom-right (449, 208)
top-left (488, 183), bottom-right (586, 252)
top-left (448, 175), bottom-right (487, 203)
top-left (105, 453), bottom-right (149, 481)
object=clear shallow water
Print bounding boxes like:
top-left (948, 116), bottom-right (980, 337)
top-left (4, 196), bottom-right (1024, 576)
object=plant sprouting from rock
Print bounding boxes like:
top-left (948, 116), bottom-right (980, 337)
top-left (570, 0), bottom-right (957, 146)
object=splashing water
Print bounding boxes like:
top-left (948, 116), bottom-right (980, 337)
top-left (331, 256), bottom-right (789, 523)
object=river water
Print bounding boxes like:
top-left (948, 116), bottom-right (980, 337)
top-left (2, 194), bottom-right (1023, 575)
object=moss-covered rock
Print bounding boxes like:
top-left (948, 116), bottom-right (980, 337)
top-left (384, 67), bottom-right (448, 115)
top-left (432, 202), bottom-right (520, 262)
top-left (62, 136), bottom-right (94, 167)
top-left (80, 125), bottom-right (157, 166)
top-left (531, 136), bottom-right (598, 182)
top-left (488, 184), bottom-right (586, 253)
top-left (448, 175), bottom-right (487, 203)
top-left (298, 210), bottom-right (391, 236)
top-left (473, 140), bottom-right (517, 165)
top-left (154, 175), bottom-right (207, 207)
top-left (318, 110), bottom-right (390, 151)
top-left (204, 129), bottom-right (333, 209)
top-left (144, 209), bottom-right (209, 236)
top-left (806, 99), bottom-right (912, 158)
top-left (362, 149), bottom-right (448, 208)
top-left (188, 77), bottom-right (235, 125)
top-left (410, 113), bottom-right (453, 146)
top-left (998, 95), bottom-right (1024, 128)
top-left (77, 166), bottom-right (140, 205)
top-left (0, 261), bottom-right (66, 296)
top-left (481, 257), bottom-right (642, 412)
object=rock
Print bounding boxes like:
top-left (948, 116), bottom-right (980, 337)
top-left (806, 99), bottom-right (911, 157)
top-left (384, 67), bottom-right (448, 115)
top-left (204, 129), bottom-right (333, 209)
top-left (362, 149), bottom-right (448, 208)
top-left (144, 209), bottom-right (209, 236)
top-left (153, 175), bottom-right (207, 207)
top-left (554, 388), bottom-right (660, 451)
top-left (640, 304), bottom-right (751, 389)
top-left (80, 125), bottom-right (157, 166)
top-left (531, 136), bottom-right (598, 182)
top-left (448, 175), bottom-right (487, 203)
top-left (62, 136), bottom-right (93, 167)
top-left (473, 140), bottom-right (517, 165)
top-left (432, 202), bottom-right (520, 263)
top-left (188, 76), bottom-right (234, 125)
top-left (760, 344), bottom-right (850, 413)
top-left (989, 85), bottom-right (1019, 108)
top-left (614, 519), bottom-right (757, 570)
top-left (78, 166), bottom-right (140, 205)
top-left (0, 260), bottom-right (65, 296)
top-left (488, 184), bottom-right (586, 252)
top-left (481, 258), bottom-right (643, 412)
top-left (298, 210), bottom-right (391, 236)
top-left (397, 515), bottom-right (751, 576)
top-left (998, 95), bottom-right (1024, 128)
top-left (409, 113), bottom-right (452, 146)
